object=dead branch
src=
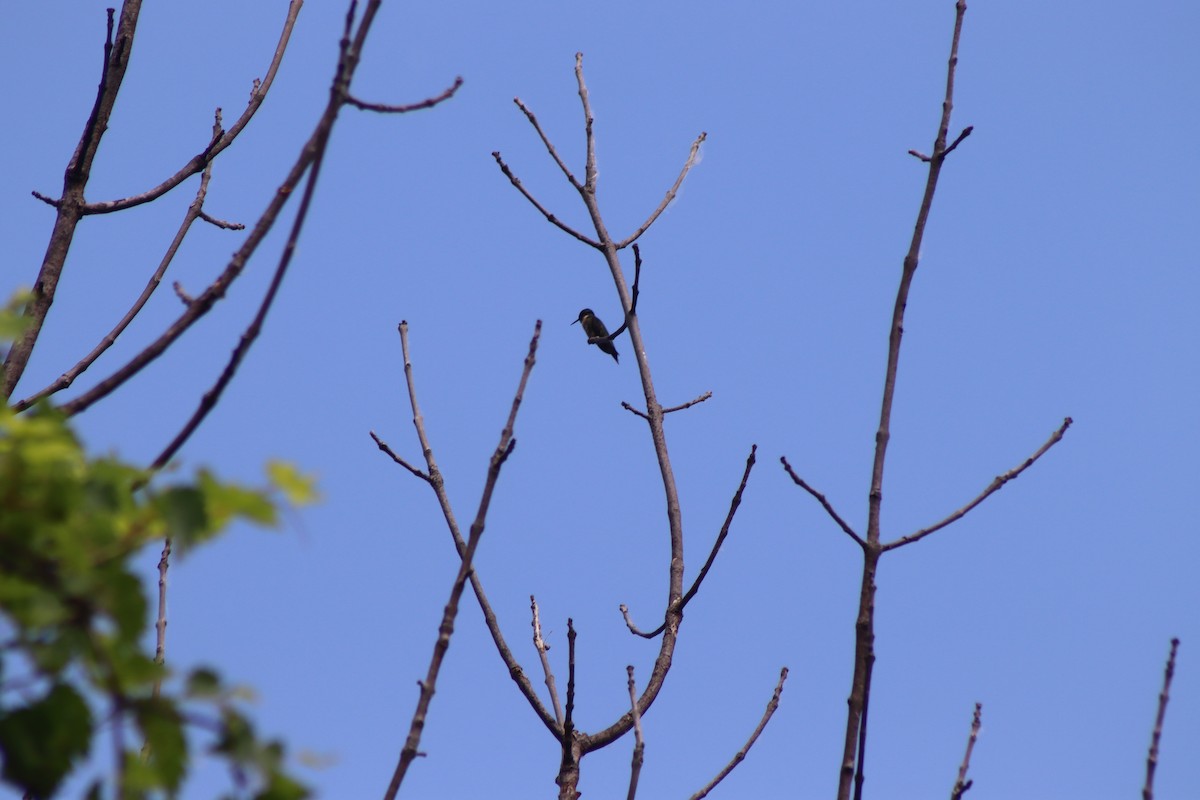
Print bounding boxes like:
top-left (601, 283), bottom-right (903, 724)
top-left (78, 0), bottom-right (303, 216)
top-left (950, 703), bottom-right (982, 800)
top-left (490, 151), bottom-right (600, 247)
top-left (383, 320), bottom-right (542, 799)
top-left (347, 76), bottom-right (463, 113)
top-left (781, 457), bottom-right (865, 548)
top-left (15, 112), bottom-right (238, 412)
top-left (689, 667), bottom-right (789, 800)
top-left (1143, 638), bottom-right (1180, 800)
top-left (625, 666), bottom-right (645, 800)
top-left (377, 321), bottom-right (560, 735)
top-left (881, 417), bottom-right (1073, 552)
top-left (838, 4), bottom-right (974, 798)
top-left (622, 445), bottom-right (757, 639)
top-left (531, 596), bottom-right (565, 728)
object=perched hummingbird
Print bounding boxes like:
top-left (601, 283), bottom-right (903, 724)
top-left (572, 308), bottom-right (619, 363)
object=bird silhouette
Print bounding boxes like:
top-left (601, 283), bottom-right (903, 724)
top-left (572, 308), bottom-right (619, 363)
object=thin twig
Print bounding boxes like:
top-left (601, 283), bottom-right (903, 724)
top-left (490, 151), bottom-right (599, 247)
top-left (532, 596), bottom-right (565, 727)
top-left (514, 97), bottom-right (582, 189)
top-left (664, 392), bottom-right (712, 414)
top-left (622, 446), bottom-right (757, 639)
top-left (839, 4), bottom-right (972, 798)
top-left (16, 111), bottom-right (237, 412)
top-left (4, 5), bottom-right (132, 398)
top-left (79, 0), bottom-right (303, 215)
top-left (152, 538), bottom-right (172, 682)
top-left (881, 417), bottom-right (1073, 552)
top-left (369, 430), bottom-right (430, 482)
top-left (950, 703), bottom-right (982, 800)
top-left (383, 320), bottom-right (542, 799)
top-left (347, 75), bottom-right (463, 113)
top-left (146, 92), bottom-right (338, 472)
top-left (564, 618), bottom-right (577, 745)
top-left (196, 210), bottom-right (244, 230)
top-left (620, 402), bottom-right (650, 421)
top-left (689, 667), bottom-right (789, 800)
top-left (617, 132), bottom-right (707, 250)
top-left (589, 244), bottom-right (642, 344)
top-left (781, 457), bottom-right (865, 548)
top-left (625, 666), bottom-right (645, 800)
top-left (389, 321), bottom-right (559, 734)
top-left (622, 391), bottom-right (712, 422)
top-left (574, 53), bottom-right (598, 193)
top-left (1143, 638), bottom-right (1180, 800)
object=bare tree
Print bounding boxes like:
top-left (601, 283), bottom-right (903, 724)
top-left (779, 5), bottom-right (1072, 798)
top-left (371, 52), bottom-right (785, 800)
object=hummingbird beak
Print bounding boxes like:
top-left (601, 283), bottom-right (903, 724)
top-left (570, 318), bottom-right (580, 326)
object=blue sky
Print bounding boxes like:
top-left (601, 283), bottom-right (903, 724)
top-left (3, 1), bottom-right (1198, 798)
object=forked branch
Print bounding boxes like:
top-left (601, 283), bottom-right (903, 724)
top-left (377, 321), bottom-right (559, 735)
top-left (383, 321), bottom-right (543, 799)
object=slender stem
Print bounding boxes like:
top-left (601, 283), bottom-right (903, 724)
top-left (837, 6), bottom-right (969, 798)
top-left (3, 4), bottom-right (140, 398)
top-left (383, 321), bottom-right (542, 799)
top-left (688, 667), bottom-right (789, 800)
top-left (1143, 638), bottom-right (1180, 800)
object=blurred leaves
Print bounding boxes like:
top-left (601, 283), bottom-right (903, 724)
top-left (0, 399), bottom-right (315, 798)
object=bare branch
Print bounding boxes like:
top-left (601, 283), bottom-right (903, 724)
top-left (950, 703), bottom-right (982, 800)
top-left (152, 538), bottom-right (172, 692)
top-left (79, 0), bottom-right (303, 215)
top-left (491, 151), bottom-right (600, 247)
top-left (664, 392), bottom-right (712, 415)
top-left (942, 125), bottom-right (974, 157)
top-left (780, 457), bottom-right (865, 548)
top-left (622, 391), bottom-right (711, 422)
top-left (384, 320), bottom-right (543, 798)
top-left (15, 111), bottom-right (235, 412)
top-left (617, 131), bottom-right (707, 250)
top-left (625, 666), bottom-right (645, 800)
top-left (564, 618), bottom-right (578, 744)
top-left (881, 417), bottom-right (1073, 552)
top-left (197, 210), bottom-right (245, 231)
top-left (1143, 638), bottom-right (1180, 800)
top-left (622, 446), bottom-right (757, 639)
top-left (840, 5), bottom-right (972, 798)
top-left (388, 321), bottom-right (560, 735)
top-left (589, 244), bottom-right (642, 344)
top-left (3, 5), bottom-right (136, 398)
top-left (620, 402), bottom-right (650, 421)
top-left (514, 97), bottom-right (582, 189)
top-left (909, 125), bottom-right (973, 162)
top-left (347, 75), bottom-right (463, 113)
top-left (689, 667), bottom-right (789, 800)
top-left (369, 430), bottom-right (430, 482)
top-left (531, 596), bottom-right (564, 728)
top-left (574, 52), bottom-right (598, 193)
top-left (146, 96), bottom-right (340, 471)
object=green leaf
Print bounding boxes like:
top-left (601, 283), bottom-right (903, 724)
top-left (131, 697), bottom-right (187, 792)
top-left (155, 486), bottom-right (210, 544)
top-left (266, 460), bottom-right (319, 506)
top-left (0, 683), bottom-right (92, 797)
top-left (186, 666), bottom-right (223, 698)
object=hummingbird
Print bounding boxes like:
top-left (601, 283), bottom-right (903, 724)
top-left (572, 308), bottom-right (619, 363)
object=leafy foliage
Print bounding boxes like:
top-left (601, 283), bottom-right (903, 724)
top-left (0, 401), bottom-right (317, 798)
